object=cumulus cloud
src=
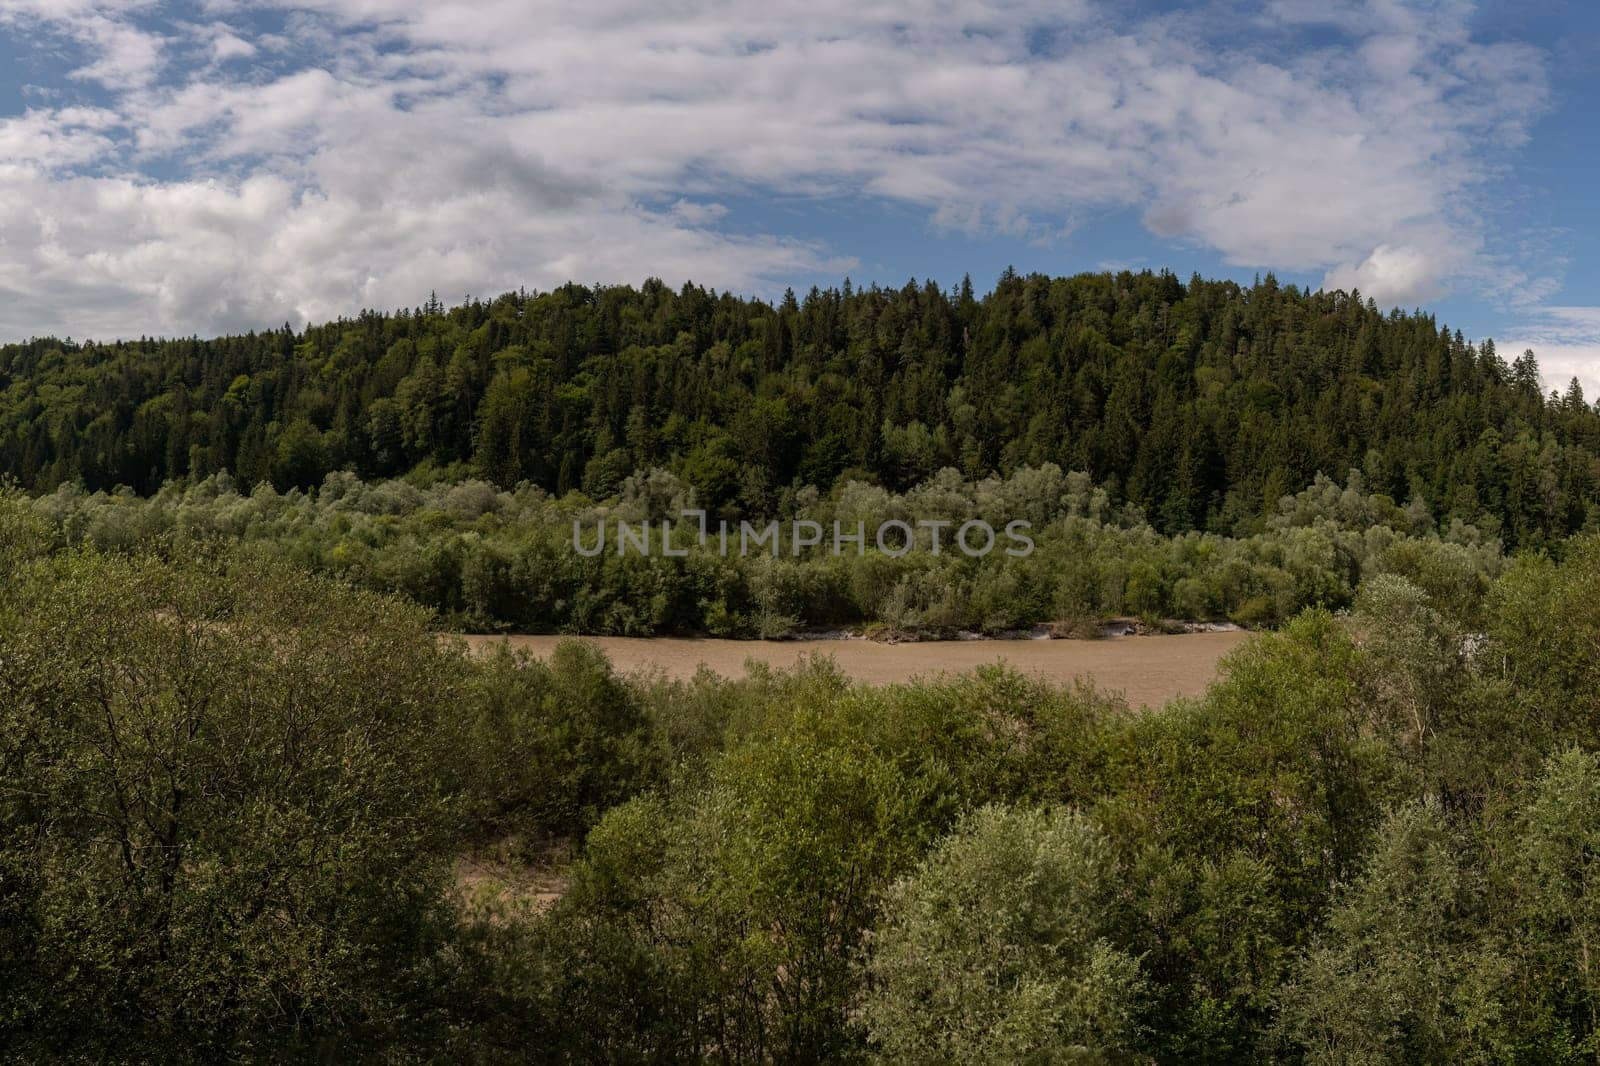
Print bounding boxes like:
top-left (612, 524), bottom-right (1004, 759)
top-left (0, 1), bottom-right (168, 89)
top-left (1501, 307), bottom-right (1600, 404)
top-left (0, 106), bottom-right (121, 169)
top-left (1323, 245), bottom-right (1447, 307)
top-left (0, 0), bottom-right (1554, 339)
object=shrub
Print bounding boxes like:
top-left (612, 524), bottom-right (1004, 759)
top-left (862, 804), bottom-right (1146, 1062)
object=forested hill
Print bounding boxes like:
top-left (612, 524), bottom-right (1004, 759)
top-left (3, 270), bottom-right (1598, 546)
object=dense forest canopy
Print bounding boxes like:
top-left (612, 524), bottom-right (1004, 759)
top-left (4, 270), bottom-right (1598, 548)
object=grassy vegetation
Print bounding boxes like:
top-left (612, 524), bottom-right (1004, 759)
top-left (7, 488), bottom-right (1600, 1061)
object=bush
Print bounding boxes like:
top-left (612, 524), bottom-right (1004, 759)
top-left (862, 804), bottom-right (1147, 1062)
top-left (0, 552), bottom-right (470, 1059)
top-left (458, 639), bottom-right (661, 840)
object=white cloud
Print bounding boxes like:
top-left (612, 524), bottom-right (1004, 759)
top-left (1501, 307), bottom-right (1600, 404)
top-left (668, 199), bottom-right (729, 226)
top-left (0, 106), bottom-right (121, 169)
top-left (0, 0), bottom-right (1554, 338)
top-left (0, 2), bottom-right (168, 89)
top-left (69, 14), bottom-right (166, 88)
top-left (1323, 244), bottom-right (1446, 307)
top-left (0, 161), bottom-right (849, 340)
top-left (209, 30), bottom-right (255, 63)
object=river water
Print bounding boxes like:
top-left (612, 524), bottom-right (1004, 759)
top-left (451, 630), bottom-right (1252, 709)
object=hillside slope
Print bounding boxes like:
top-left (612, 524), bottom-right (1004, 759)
top-left (3, 270), bottom-right (1597, 545)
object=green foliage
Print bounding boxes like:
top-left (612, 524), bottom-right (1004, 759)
top-left (1101, 612), bottom-right (1389, 1058)
top-left (0, 487), bottom-right (47, 570)
top-left (1275, 802), bottom-right (1513, 1064)
top-left (4, 272), bottom-right (1598, 545)
top-left (0, 552), bottom-right (470, 1059)
top-left (11, 515), bottom-right (1600, 1059)
top-left (508, 709), bottom-right (928, 1061)
top-left (862, 804), bottom-right (1147, 1063)
top-left (1505, 749), bottom-right (1600, 1058)
top-left (16, 465), bottom-right (1506, 636)
top-left (1484, 537), bottom-right (1600, 738)
top-left (458, 639), bottom-right (661, 841)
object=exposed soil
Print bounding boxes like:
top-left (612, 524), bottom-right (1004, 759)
top-left (452, 630), bottom-right (1252, 709)
top-left (453, 839), bottom-right (573, 920)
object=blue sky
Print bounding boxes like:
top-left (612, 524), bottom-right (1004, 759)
top-left (2, 0), bottom-right (1598, 395)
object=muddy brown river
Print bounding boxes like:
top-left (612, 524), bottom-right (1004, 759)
top-left (452, 631), bottom-right (1251, 709)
